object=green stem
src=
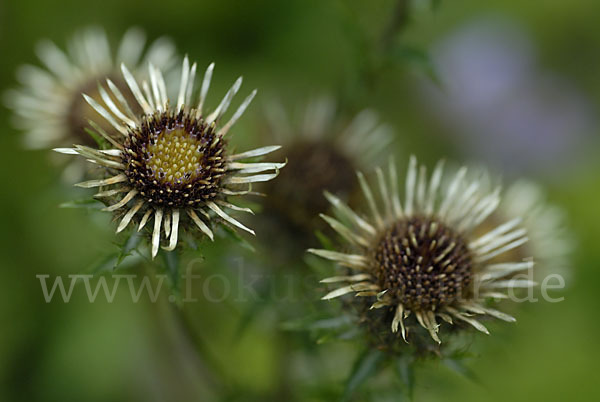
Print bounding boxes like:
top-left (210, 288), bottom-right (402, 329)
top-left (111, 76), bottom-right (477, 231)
top-left (169, 303), bottom-right (233, 392)
top-left (344, 0), bottom-right (413, 100)
top-left (145, 254), bottom-right (234, 395)
top-left (380, 0), bottom-right (411, 52)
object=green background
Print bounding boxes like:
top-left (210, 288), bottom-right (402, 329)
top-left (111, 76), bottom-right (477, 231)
top-left (1, 0), bottom-right (599, 401)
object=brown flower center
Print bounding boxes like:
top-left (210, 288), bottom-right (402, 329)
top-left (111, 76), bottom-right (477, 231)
top-left (122, 111), bottom-right (227, 208)
top-left (265, 141), bottom-right (357, 229)
top-left (145, 129), bottom-right (205, 185)
top-left (373, 217), bottom-right (473, 311)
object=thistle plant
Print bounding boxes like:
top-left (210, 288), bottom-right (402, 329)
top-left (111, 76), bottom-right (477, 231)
top-left (4, 1), bottom-right (576, 399)
top-left (5, 27), bottom-right (176, 151)
top-left (56, 57), bottom-right (285, 259)
top-left (259, 96), bottom-right (393, 244)
top-left (309, 156), bottom-right (533, 345)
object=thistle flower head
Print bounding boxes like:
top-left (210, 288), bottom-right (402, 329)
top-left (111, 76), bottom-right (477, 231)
top-left (5, 27), bottom-right (176, 149)
top-left (56, 57), bottom-right (285, 258)
top-left (310, 156), bottom-right (534, 344)
top-left (262, 96), bottom-right (393, 235)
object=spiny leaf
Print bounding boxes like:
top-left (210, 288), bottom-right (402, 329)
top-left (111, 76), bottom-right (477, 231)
top-left (336, 326), bottom-right (362, 341)
top-left (232, 293), bottom-right (270, 342)
top-left (281, 312), bottom-right (355, 332)
top-left (280, 314), bottom-right (326, 332)
top-left (115, 230), bottom-right (142, 269)
top-left (389, 44), bottom-right (440, 86)
top-left (342, 349), bottom-right (384, 401)
top-left (219, 225), bottom-right (256, 253)
top-left (316, 326), bottom-right (362, 345)
top-left (309, 315), bottom-right (355, 330)
top-left (443, 358), bottom-right (481, 384)
top-left (87, 253), bottom-right (119, 276)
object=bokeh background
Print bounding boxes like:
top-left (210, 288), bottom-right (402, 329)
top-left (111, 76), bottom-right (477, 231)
top-left (1, 0), bottom-right (599, 401)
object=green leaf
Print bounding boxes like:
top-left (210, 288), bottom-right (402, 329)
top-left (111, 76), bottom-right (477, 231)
top-left (314, 230), bottom-right (335, 251)
top-left (232, 284), bottom-right (271, 341)
top-left (84, 127), bottom-right (110, 150)
top-left (342, 349), bottom-right (384, 401)
top-left (115, 230), bottom-right (142, 269)
top-left (315, 332), bottom-right (338, 345)
top-left (219, 225), bottom-right (256, 253)
top-left (309, 315), bottom-right (355, 330)
top-left (280, 312), bottom-right (354, 331)
top-left (389, 45), bottom-right (440, 85)
top-left (315, 326), bottom-right (361, 345)
top-left (280, 314), bottom-right (322, 332)
top-left (443, 358), bottom-right (480, 384)
top-left (87, 253), bottom-right (119, 276)
top-left (234, 198), bottom-right (263, 214)
top-left (233, 303), bottom-right (264, 340)
top-left (336, 326), bottom-right (362, 341)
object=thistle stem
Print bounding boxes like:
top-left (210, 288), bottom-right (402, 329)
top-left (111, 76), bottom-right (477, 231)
top-left (169, 303), bottom-right (233, 391)
top-left (380, 0), bottom-right (411, 51)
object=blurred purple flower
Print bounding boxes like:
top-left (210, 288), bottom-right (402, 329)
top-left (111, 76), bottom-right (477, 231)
top-left (419, 17), bottom-right (596, 176)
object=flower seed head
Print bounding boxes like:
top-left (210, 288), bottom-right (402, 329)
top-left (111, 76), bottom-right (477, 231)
top-left (266, 140), bottom-right (357, 230)
top-left (260, 97), bottom-right (392, 243)
top-left (124, 110), bottom-right (226, 208)
top-left (56, 57), bottom-right (285, 259)
top-left (310, 156), bottom-right (534, 345)
top-left (374, 217), bottom-right (473, 311)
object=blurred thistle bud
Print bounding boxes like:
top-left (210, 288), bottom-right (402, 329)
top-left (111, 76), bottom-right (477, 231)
top-left (5, 27), bottom-right (178, 181)
top-left (255, 96), bottom-right (394, 254)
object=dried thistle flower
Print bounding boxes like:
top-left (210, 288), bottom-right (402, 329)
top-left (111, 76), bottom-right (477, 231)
top-left (56, 57), bottom-right (285, 258)
top-left (309, 156), bottom-right (534, 344)
top-left (261, 96), bottom-right (393, 237)
top-left (5, 27), bottom-right (176, 150)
